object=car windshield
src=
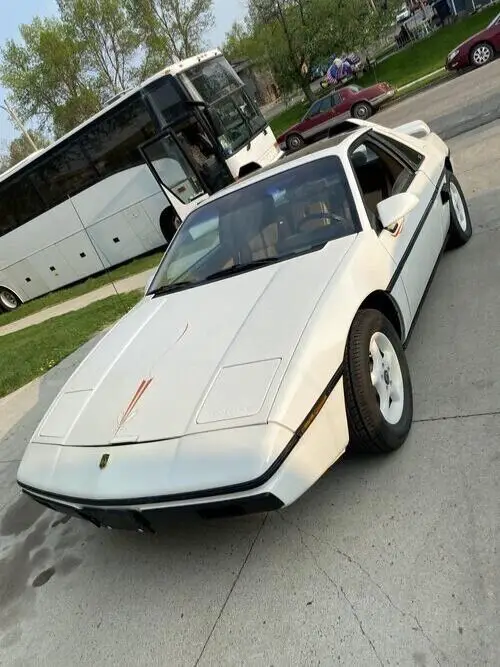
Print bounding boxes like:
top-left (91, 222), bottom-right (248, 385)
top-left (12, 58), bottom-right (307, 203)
top-left (148, 156), bottom-right (359, 295)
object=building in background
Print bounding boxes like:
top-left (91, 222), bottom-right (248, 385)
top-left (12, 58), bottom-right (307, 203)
top-left (231, 59), bottom-right (281, 106)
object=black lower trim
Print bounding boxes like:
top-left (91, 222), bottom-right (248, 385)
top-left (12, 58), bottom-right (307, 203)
top-left (387, 168), bottom-right (446, 292)
top-left (403, 233), bottom-right (448, 349)
top-left (25, 491), bottom-right (284, 531)
top-left (18, 365), bottom-right (344, 509)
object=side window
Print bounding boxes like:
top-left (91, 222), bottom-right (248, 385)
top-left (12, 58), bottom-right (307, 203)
top-left (351, 140), bottom-right (414, 228)
top-left (307, 101), bottom-right (322, 118)
top-left (372, 132), bottom-right (424, 169)
top-left (318, 97), bottom-right (332, 113)
top-left (31, 141), bottom-right (99, 208)
top-left (81, 96), bottom-right (156, 182)
top-left (0, 174), bottom-right (46, 237)
top-left (332, 92), bottom-right (342, 106)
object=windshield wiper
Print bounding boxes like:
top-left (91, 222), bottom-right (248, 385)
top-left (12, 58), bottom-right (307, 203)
top-left (150, 281), bottom-right (196, 296)
top-left (204, 258), bottom-right (279, 282)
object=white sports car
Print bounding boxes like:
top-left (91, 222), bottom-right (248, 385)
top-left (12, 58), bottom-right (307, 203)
top-left (17, 119), bottom-right (472, 532)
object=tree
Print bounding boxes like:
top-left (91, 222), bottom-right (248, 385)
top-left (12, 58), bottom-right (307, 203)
top-left (56, 0), bottom-right (142, 95)
top-left (0, 17), bottom-right (101, 136)
top-left (126, 0), bottom-right (214, 71)
top-left (245, 0), bottom-right (391, 102)
top-left (8, 131), bottom-right (50, 166)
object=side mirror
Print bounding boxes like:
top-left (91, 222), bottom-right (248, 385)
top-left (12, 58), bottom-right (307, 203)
top-left (376, 192), bottom-right (419, 235)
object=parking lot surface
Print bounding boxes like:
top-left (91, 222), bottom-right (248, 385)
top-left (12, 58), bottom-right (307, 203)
top-left (1, 66), bottom-right (499, 666)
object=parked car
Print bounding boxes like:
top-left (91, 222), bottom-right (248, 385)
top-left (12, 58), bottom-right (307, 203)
top-left (17, 118), bottom-right (472, 532)
top-left (446, 11), bottom-right (500, 71)
top-left (277, 83), bottom-right (395, 152)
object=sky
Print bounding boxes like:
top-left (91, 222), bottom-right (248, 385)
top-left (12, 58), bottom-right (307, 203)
top-left (0, 0), bottom-right (247, 144)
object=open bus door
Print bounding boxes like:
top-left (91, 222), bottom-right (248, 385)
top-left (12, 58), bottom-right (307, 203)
top-left (140, 122), bottom-right (233, 242)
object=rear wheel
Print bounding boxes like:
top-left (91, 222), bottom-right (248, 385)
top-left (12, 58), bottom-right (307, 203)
top-left (351, 102), bottom-right (372, 120)
top-left (447, 172), bottom-right (472, 249)
top-left (0, 287), bottom-right (21, 312)
top-left (344, 309), bottom-right (413, 454)
top-left (470, 42), bottom-right (494, 67)
top-left (286, 133), bottom-right (304, 151)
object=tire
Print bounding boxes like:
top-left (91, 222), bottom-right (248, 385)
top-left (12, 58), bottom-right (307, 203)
top-left (286, 133), bottom-right (304, 151)
top-left (0, 287), bottom-right (21, 312)
top-left (447, 171), bottom-right (472, 249)
top-left (351, 102), bottom-right (372, 120)
top-left (470, 42), bottom-right (494, 68)
top-left (159, 208), bottom-right (180, 244)
top-left (343, 309), bottom-right (413, 454)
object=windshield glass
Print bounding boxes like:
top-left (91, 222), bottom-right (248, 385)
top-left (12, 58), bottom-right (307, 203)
top-left (148, 156), bottom-right (359, 295)
top-left (183, 56), bottom-right (267, 156)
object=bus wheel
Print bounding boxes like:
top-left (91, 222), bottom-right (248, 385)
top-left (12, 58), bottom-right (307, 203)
top-left (159, 209), bottom-right (180, 244)
top-left (0, 287), bottom-right (21, 312)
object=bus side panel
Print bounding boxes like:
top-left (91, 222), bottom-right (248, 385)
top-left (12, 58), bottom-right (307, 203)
top-left (122, 201), bottom-right (165, 250)
top-left (56, 233), bottom-right (106, 280)
top-left (28, 246), bottom-right (82, 293)
top-left (1, 261), bottom-right (47, 301)
top-left (71, 165), bottom-right (163, 228)
top-left (87, 210), bottom-right (148, 268)
top-left (140, 191), bottom-right (171, 238)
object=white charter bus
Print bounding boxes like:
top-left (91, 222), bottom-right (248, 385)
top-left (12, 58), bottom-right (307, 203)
top-left (0, 50), bottom-right (282, 312)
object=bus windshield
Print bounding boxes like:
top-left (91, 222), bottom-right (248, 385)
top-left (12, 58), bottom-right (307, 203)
top-left (182, 56), bottom-right (267, 157)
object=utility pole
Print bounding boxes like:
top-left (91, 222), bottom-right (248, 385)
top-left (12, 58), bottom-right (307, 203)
top-left (0, 100), bottom-right (38, 151)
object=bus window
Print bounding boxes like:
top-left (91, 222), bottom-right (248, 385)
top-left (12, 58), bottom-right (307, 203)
top-left (0, 174), bottom-right (45, 236)
top-left (80, 96), bottom-right (156, 182)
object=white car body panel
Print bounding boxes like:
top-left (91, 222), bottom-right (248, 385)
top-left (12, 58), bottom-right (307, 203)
top-left (17, 119), bottom-right (458, 526)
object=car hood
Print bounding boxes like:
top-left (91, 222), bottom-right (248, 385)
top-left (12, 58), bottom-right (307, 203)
top-left (33, 236), bottom-right (356, 448)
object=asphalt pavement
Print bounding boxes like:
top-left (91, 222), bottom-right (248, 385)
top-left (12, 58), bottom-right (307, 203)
top-left (1, 62), bottom-right (499, 666)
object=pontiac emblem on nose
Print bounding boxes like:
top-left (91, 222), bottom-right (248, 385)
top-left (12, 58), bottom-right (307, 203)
top-left (99, 453), bottom-right (110, 469)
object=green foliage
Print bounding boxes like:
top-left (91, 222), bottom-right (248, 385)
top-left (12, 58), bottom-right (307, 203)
top-left (125, 0), bottom-right (214, 75)
top-left (225, 0), bottom-right (391, 102)
top-left (0, 0), bottom-right (214, 136)
top-left (7, 130), bottom-right (50, 167)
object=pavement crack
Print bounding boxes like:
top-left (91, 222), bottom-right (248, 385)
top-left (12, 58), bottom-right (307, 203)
top-left (414, 409), bottom-right (500, 424)
top-left (193, 514), bottom-right (267, 667)
top-left (279, 514), bottom-right (447, 665)
top-left (278, 514), bottom-right (384, 666)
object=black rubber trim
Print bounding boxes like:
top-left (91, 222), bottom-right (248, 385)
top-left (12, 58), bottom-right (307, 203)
top-left (18, 365), bottom-right (344, 508)
top-left (387, 167), bottom-right (446, 292)
top-left (23, 491), bottom-right (284, 529)
top-left (403, 232), bottom-right (448, 349)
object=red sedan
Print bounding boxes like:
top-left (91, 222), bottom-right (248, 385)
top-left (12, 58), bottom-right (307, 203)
top-left (277, 82), bottom-right (395, 151)
top-left (446, 11), bottom-right (500, 71)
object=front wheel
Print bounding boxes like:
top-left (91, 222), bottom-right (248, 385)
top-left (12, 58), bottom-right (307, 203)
top-left (470, 42), bottom-right (494, 68)
top-left (447, 172), bottom-right (472, 249)
top-left (0, 287), bottom-right (21, 312)
top-left (344, 309), bottom-right (413, 454)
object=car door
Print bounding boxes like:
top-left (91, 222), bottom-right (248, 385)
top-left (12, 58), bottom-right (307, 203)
top-left (301, 96), bottom-right (336, 140)
top-left (350, 133), bottom-right (447, 318)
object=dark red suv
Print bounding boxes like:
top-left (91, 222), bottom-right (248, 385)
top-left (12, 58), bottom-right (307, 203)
top-left (277, 82), bottom-right (394, 151)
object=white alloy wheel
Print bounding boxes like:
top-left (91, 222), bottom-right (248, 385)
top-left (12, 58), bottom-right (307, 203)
top-left (472, 44), bottom-right (493, 66)
top-left (369, 331), bottom-right (404, 425)
top-left (450, 181), bottom-right (468, 231)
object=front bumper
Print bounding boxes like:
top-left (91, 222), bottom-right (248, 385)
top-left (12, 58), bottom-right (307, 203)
top-left (21, 488), bottom-right (283, 531)
top-left (18, 372), bottom-right (348, 531)
top-left (371, 89), bottom-right (395, 108)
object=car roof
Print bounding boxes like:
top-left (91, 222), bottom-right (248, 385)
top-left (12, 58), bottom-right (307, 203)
top-left (198, 122), bottom-right (368, 206)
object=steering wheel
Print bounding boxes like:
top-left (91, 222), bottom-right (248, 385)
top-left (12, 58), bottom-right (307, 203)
top-left (296, 211), bottom-right (348, 232)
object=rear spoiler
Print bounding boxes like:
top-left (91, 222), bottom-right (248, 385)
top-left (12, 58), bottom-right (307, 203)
top-left (392, 120), bottom-right (432, 139)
